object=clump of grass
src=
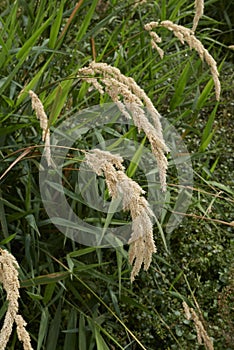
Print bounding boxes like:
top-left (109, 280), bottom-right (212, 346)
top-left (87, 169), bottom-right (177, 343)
top-left (0, 0), bottom-right (232, 348)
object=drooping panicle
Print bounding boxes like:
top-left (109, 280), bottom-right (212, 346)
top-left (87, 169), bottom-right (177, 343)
top-left (29, 90), bottom-right (52, 166)
top-left (85, 149), bottom-right (157, 282)
top-left (79, 62), bottom-right (169, 191)
top-left (144, 20), bottom-right (220, 100)
top-left (0, 248), bottom-right (33, 350)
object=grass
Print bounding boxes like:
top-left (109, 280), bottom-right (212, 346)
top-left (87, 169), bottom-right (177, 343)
top-left (0, 0), bottom-right (234, 349)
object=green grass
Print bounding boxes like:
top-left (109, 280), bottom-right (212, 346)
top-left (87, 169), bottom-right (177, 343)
top-left (0, 0), bottom-right (234, 349)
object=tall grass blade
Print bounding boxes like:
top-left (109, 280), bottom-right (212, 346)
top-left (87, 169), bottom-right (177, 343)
top-left (49, 0), bottom-right (65, 49)
top-left (76, 0), bottom-right (99, 42)
top-left (37, 307), bottom-right (49, 350)
top-left (170, 61), bottom-right (191, 110)
top-left (126, 135), bottom-right (146, 178)
top-left (16, 16), bottom-right (53, 60)
top-left (46, 301), bottom-right (62, 350)
top-left (47, 79), bottom-right (73, 127)
top-left (78, 314), bottom-right (86, 350)
top-left (199, 104), bottom-right (218, 151)
top-left (193, 78), bottom-right (214, 111)
top-left (63, 309), bottom-right (78, 349)
top-left (94, 324), bottom-right (109, 350)
top-left (16, 56), bottom-right (53, 105)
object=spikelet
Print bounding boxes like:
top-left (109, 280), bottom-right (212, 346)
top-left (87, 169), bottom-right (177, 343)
top-left (150, 33), bottom-right (164, 59)
top-left (85, 149), bottom-right (157, 282)
top-left (192, 0), bottom-right (204, 32)
top-left (144, 21), bottom-right (220, 100)
top-left (133, 0), bottom-right (147, 8)
top-left (79, 62), bottom-right (169, 191)
top-left (0, 248), bottom-right (33, 350)
top-left (144, 22), bottom-right (164, 58)
top-left (182, 301), bottom-right (214, 350)
top-left (29, 90), bottom-right (52, 166)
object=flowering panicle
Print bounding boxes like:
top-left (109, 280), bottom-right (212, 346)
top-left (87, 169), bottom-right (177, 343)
top-left (193, 0), bottom-right (204, 32)
top-left (85, 149), bottom-right (157, 282)
top-left (133, 0), bottom-right (147, 8)
top-left (144, 22), bottom-right (164, 58)
top-left (0, 248), bottom-right (33, 350)
top-left (144, 20), bottom-right (220, 100)
top-left (183, 301), bottom-right (214, 350)
top-left (29, 90), bottom-right (52, 166)
top-left (79, 62), bottom-right (169, 191)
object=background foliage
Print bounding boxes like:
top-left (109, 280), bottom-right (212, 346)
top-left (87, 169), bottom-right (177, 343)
top-left (0, 0), bottom-right (233, 349)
